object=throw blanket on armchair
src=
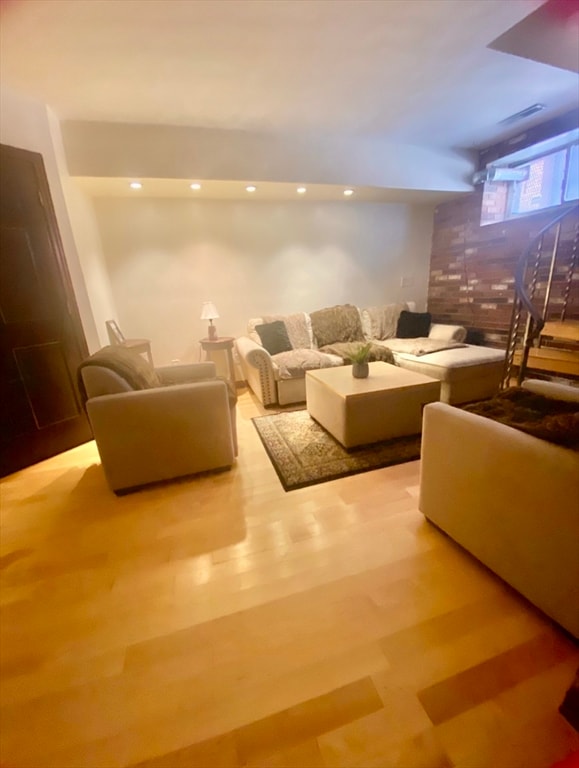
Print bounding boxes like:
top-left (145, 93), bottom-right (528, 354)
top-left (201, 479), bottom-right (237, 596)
top-left (464, 387), bottom-right (579, 450)
top-left (77, 345), bottom-right (161, 407)
top-left (77, 346), bottom-right (238, 409)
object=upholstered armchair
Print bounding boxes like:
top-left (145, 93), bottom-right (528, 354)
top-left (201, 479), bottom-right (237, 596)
top-left (79, 346), bottom-right (237, 493)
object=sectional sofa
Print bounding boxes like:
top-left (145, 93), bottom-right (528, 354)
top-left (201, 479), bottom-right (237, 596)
top-left (235, 302), bottom-right (506, 406)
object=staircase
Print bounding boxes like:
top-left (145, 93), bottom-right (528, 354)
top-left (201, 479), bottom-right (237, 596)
top-left (502, 204), bottom-right (579, 388)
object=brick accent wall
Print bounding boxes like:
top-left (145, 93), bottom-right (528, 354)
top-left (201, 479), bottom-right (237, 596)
top-left (427, 190), bottom-right (579, 347)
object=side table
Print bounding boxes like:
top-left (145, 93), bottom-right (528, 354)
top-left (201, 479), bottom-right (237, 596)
top-left (199, 336), bottom-right (236, 389)
top-left (118, 338), bottom-right (154, 367)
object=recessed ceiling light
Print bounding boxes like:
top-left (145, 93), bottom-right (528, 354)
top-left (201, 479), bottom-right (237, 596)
top-left (297, 186), bottom-right (307, 194)
top-left (190, 183), bottom-right (201, 190)
top-left (130, 181), bottom-right (142, 190)
top-left (245, 185), bottom-right (257, 192)
top-left (343, 189), bottom-right (354, 197)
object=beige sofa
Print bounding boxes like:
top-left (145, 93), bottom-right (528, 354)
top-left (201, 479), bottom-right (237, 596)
top-left (419, 379), bottom-right (579, 638)
top-left (235, 303), bottom-right (505, 407)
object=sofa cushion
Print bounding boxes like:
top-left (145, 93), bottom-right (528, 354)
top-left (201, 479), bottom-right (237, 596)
top-left (264, 312), bottom-right (313, 349)
top-left (255, 320), bottom-right (293, 355)
top-left (361, 303), bottom-right (407, 340)
top-left (396, 310), bottom-right (432, 338)
top-left (310, 304), bottom-right (365, 347)
top-left (271, 349), bottom-right (343, 379)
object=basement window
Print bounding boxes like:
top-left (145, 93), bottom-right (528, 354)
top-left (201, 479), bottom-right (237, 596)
top-left (479, 130), bottom-right (579, 226)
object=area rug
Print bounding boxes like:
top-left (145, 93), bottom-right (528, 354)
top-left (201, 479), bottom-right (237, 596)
top-left (252, 409), bottom-right (421, 491)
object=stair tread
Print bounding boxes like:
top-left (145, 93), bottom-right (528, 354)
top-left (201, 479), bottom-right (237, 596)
top-left (516, 348), bottom-right (579, 360)
top-left (541, 320), bottom-right (579, 342)
top-left (527, 348), bottom-right (579, 361)
top-left (514, 348), bottom-right (579, 376)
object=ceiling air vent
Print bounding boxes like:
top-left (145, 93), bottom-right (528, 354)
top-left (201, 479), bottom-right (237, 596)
top-left (499, 104), bottom-right (546, 126)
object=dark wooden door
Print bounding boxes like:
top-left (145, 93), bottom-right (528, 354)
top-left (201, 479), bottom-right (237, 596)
top-left (0, 144), bottom-right (92, 477)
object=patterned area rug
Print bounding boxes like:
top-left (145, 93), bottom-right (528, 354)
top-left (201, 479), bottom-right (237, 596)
top-left (252, 409), bottom-right (421, 491)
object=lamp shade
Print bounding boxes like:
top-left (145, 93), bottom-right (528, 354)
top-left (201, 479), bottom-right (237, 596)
top-left (200, 301), bottom-right (219, 321)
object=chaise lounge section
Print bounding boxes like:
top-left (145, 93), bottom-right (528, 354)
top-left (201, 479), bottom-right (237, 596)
top-left (235, 302), bottom-right (505, 407)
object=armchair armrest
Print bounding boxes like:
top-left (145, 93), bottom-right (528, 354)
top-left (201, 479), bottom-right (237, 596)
top-left (235, 335), bottom-right (271, 365)
top-left (87, 380), bottom-right (234, 491)
top-left (522, 378), bottom-right (579, 402)
top-left (428, 323), bottom-right (467, 343)
top-left (156, 362), bottom-right (216, 385)
top-left (234, 336), bottom-right (278, 406)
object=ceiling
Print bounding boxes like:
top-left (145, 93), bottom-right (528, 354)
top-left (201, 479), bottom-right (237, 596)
top-left (1, 0), bottom-right (578, 153)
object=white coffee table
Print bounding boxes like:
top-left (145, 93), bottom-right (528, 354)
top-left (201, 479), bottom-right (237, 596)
top-left (305, 362), bottom-right (441, 448)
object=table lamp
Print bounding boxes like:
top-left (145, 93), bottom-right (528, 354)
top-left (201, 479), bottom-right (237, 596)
top-left (200, 301), bottom-right (219, 340)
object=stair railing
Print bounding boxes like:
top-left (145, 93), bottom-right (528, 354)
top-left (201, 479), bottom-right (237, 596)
top-left (502, 203), bottom-right (579, 388)
top-left (560, 221), bottom-right (578, 323)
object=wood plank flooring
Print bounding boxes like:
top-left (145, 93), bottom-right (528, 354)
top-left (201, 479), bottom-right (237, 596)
top-left (1, 388), bottom-right (577, 768)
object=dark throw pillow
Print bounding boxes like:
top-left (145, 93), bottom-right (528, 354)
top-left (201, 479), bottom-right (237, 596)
top-left (396, 310), bottom-right (432, 339)
top-left (255, 320), bottom-right (293, 355)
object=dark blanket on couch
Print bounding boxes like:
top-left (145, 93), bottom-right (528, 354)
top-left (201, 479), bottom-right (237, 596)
top-left (464, 387), bottom-right (579, 450)
top-left (318, 341), bottom-right (395, 365)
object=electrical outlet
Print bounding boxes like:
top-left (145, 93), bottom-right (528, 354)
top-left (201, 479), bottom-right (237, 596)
top-left (400, 275), bottom-right (413, 287)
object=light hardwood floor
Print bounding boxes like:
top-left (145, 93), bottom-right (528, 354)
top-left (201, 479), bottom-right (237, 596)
top-left (1, 388), bottom-right (577, 768)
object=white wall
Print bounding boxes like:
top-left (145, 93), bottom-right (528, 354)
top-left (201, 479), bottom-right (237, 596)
top-left (0, 90), bottom-right (438, 365)
top-left (46, 110), bottom-right (118, 349)
top-left (0, 86), bottom-right (102, 351)
top-left (92, 197), bottom-right (435, 367)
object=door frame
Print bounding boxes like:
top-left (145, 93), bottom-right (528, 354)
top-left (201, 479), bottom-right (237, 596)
top-left (1, 143), bottom-right (92, 476)
top-left (3, 144), bottom-right (90, 364)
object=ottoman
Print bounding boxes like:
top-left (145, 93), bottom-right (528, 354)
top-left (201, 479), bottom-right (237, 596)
top-left (305, 362), bottom-right (440, 448)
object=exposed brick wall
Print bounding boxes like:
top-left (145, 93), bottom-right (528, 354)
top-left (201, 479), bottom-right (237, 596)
top-left (480, 181), bottom-right (508, 226)
top-left (427, 190), bottom-right (579, 347)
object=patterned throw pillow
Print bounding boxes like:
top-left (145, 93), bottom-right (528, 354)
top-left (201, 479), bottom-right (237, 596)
top-left (309, 304), bottom-right (365, 347)
top-left (362, 303), bottom-right (407, 340)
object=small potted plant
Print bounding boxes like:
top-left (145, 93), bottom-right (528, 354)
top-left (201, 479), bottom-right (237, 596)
top-left (350, 342), bottom-right (372, 378)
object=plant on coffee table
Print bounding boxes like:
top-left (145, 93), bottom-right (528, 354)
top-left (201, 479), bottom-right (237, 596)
top-left (350, 342), bottom-right (372, 378)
